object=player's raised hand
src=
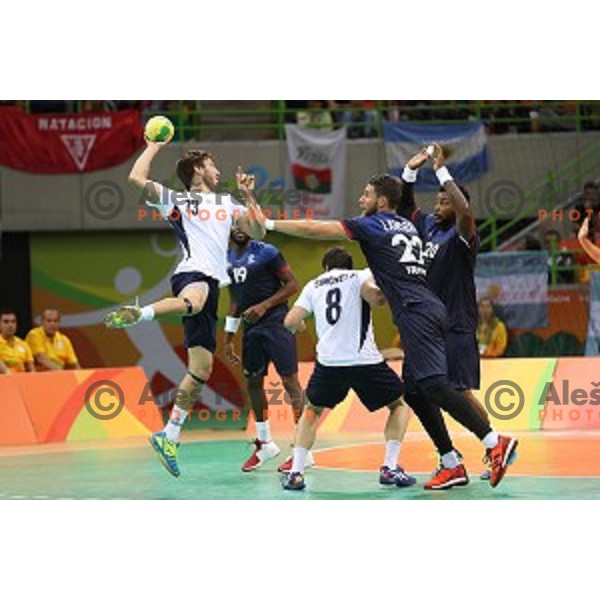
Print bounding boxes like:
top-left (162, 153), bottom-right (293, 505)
top-left (144, 133), bottom-right (173, 150)
top-left (407, 149), bottom-right (429, 170)
top-left (236, 166), bottom-right (256, 191)
top-left (432, 143), bottom-right (446, 170)
top-left (224, 340), bottom-right (241, 365)
top-left (579, 217), bottom-right (590, 241)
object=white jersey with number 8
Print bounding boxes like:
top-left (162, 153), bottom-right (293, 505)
top-left (294, 268), bottom-right (383, 367)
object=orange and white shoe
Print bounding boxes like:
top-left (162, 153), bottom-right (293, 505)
top-left (241, 439), bottom-right (281, 472)
top-left (424, 464), bottom-right (469, 490)
top-left (277, 451), bottom-right (315, 473)
top-left (486, 435), bottom-right (518, 488)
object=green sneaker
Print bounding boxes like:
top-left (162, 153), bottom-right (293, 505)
top-left (105, 300), bottom-right (142, 329)
top-left (149, 432), bottom-right (180, 477)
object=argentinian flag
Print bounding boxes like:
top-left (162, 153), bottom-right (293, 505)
top-left (384, 121), bottom-right (488, 191)
top-left (475, 251), bottom-right (548, 328)
top-left (585, 272), bottom-right (600, 355)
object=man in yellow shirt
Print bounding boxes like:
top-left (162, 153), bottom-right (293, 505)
top-left (26, 308), bottom-right (80, 371)
top-left (0, 309), bottom-right (34, 374)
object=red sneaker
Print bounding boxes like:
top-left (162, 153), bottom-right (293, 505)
top-left (277, 451), bottom-right (315, 473)
top-left (424, 464), bottom-right (469, 490)
top-left (486, 435), bottom-right (518, 488)
top-left (241, 439), bottom-right (280, 472)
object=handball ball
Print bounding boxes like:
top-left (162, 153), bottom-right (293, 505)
top-left (145, 116), bottom-right (175, 142)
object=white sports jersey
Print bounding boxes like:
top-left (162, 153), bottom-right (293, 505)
top-left (294, 268), bottom-right (383, 366)
top-left (155, 186), bottom-right (248, 286)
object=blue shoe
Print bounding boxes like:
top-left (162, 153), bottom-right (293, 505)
top-left (149, 432), bottom-right (180, 477)
top-left (380, 465), bottom-right (417, 487)
top-left (282, 472), bottom-right (306, 491)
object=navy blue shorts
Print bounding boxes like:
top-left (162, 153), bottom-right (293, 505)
top-left (242, 322), bottom-right (298, 378)
top-left (171, 271), bottom-right (220, 352)
top-left (445, 330), bottom-right (480, 390)
top-left (306, 361), bottom-right (404, 412)
top-left (397, 299), bottom-right (449, 390)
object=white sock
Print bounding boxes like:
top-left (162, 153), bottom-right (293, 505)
top-left (163, 407), bottom-right (188, 442)
top-left (441, 450), bottom-right (460, 469)
top-left (384, 440), bottom-right (402, 469)
top-left (140, 305), bottom-right (155, 321)
top-left (482, 431), bottom-right (499, 449)
top-left (291, 447), bottom-right (309, 474)
top-left (255, 421), bottom-right (271, 443)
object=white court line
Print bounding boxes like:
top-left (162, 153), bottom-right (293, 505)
top-left (310, 441), bottom-right (600, 480)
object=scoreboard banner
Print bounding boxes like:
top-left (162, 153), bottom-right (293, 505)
top-left (0, 107), bottom-right (143, 174)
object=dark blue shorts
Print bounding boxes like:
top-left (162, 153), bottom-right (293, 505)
top-left (242, 322), bottom-right (298, 378)
top-left (171, 271), bottom-right (220, 352)
top-left (445, 330), bottom-right (480, 390)
top-left (306, 361), bottom-right (404, 412)
top-left (397, 299), bottom-right (449, 390)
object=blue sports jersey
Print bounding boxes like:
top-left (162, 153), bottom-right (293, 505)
top-left (227, 241), bottom-right (289, 328)
top-left (413, 210), bottom-right (479, 333)
top-left (342, 212), bottom-right (441, 323)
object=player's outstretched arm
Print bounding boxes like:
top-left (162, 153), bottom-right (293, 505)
top-left (284, 306), bottom-right (309, 334)
top-left (578, 217), bottom-right (600, 264)
top-left (268, 219), bottom-right (347, 240)
top-left (398, 149), bottom-right (428, 218)
top-left (432, 143), bottom-right (476, 241)
top-left (0, 359), bottom-right (9, 374)
top-left (127, 136), bottom-right (172, 201)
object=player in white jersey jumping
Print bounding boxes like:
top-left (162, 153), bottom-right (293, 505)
top-left (105, 133), bottom-right (265, 477)
top-left (280, 247), bottom-right (416, 491)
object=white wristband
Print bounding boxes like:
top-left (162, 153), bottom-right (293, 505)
top-left (264, 218), bottom-right (275, 231)
top-left (402, 166), bottom-right (418, 183)
top-left (225, 316), bottom-right (241, 333)
top-left (435, 166), bottom-right (453, 185)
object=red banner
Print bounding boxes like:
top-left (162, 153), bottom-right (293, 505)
top-left (0, 107), bottom-right (144, 173)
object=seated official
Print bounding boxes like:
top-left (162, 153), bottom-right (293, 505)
top-left (26, 308), bottom-right (80, 371)
top-left (0, 309), bottom-right (34, 374)
top-left (476, 297), bottom-right (508, 358)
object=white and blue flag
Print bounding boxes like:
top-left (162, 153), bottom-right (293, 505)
top-left (475, 251), bottom-right (548, 329)
top-left (384, 121), bottom-right (489, 191)
top-left (585, 272), bottom-right (600, 355)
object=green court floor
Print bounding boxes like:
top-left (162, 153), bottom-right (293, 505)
top-left (1, 439), bottom-right (599, 500)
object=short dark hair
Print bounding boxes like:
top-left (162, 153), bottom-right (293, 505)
top-left (0, 308), bottom-right (17, 319)
top-left (322, 247), bottom-right (353, 270)
top-left (176, 150), bottom-right (215, 190)
top-left (583, 181), bottom-right (598, 191)
top-left (367, 174), bottom-right (403, 210)
top-left (438, 184), bottom-right (470, 202)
